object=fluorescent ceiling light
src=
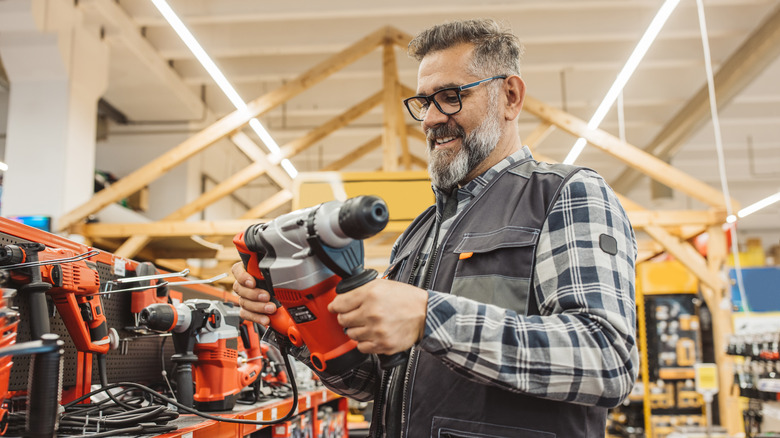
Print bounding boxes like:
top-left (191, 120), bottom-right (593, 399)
top-left (726, 190), bottom-right (780, 224)
top-left (149, 0), bottom-right (296, 178)
top-left (563, 0), bottom-right (681, 164)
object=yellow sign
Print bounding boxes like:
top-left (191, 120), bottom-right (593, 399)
top-left (694, 363), bottom-right (719, 393)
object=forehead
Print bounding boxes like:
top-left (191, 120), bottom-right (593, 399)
top-left (416, 43), bottom-right (476, 94)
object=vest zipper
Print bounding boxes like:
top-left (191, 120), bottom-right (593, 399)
top-left (400, 220), bottom-right (441, 437)
top-left (399, 347), bottom-right (416, 437)
top-left (422, 223), bottom-right (440, 290)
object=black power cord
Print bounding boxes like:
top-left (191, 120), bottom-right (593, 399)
top-left (68, 341), bottom-right (301, 434)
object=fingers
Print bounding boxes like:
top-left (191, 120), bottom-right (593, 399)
top-left (328, 288), bottom-right (365, 314)
top-left (239, 308), bottom-right (271, 327)
top-left (331, 279), bottom-right (428, 355)
top-left (232, 261), bottom-right (277, 325)
top-left (231, 262), bottom-right (255, 289)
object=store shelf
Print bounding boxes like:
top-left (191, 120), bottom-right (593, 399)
top-left (149, 388), bottom-right (346, 438)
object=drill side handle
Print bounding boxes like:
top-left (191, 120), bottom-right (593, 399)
top-left (336, 269), bottom-right (408, 370)
top-left (17, 244), bottom-right (52, 339)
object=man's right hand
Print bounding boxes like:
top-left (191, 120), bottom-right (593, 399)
top-left (231, 262), bottom-right (277, 326)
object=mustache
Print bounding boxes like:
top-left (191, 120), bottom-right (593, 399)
top-left (426, 123), bottom-right (465, 143)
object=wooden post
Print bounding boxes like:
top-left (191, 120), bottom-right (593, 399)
top-left (700, 225), bottom-right (740, 434)
top-left (382, 41), bottom-right (402, 171)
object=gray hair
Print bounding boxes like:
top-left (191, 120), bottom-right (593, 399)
top-left (408, 19), bottom-right (524, 78)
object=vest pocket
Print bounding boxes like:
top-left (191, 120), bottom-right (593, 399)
top-left (450, 227), bottom-right (539, 313)
top-left (432, 416), bottom-right (555, 438)
top-left (383, 249), bottom-right (412, 280)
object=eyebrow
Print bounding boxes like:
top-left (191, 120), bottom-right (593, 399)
top-left (416, 82), bottom-right (462, 96)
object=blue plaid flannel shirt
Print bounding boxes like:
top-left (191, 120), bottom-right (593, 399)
top-left (318, 147), bottom-right (639, 408)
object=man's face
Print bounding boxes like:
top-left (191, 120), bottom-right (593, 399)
top-left (416, 44), bottom-right (503, 190)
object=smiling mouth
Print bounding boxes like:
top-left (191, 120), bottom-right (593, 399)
top-left (431, 136), bottom-right (459, 149)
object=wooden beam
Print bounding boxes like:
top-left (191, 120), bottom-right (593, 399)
top-left (408, 153), bottom-right (427, 169)
top-left (529, 154), bottom-right (716, 271)
top-left (628, 209), bottom-right (727, 229)
top-left (57, 26), bottom-right (387, 231)
top-left (406, 124), bottom-right (426, 143)
top-left (113, 89), bottom-right (382, 258)
top-left (113, 133), bottom-right (290, 258)
top-left (385, 26), bottom-right (414, 49)
top-left (279, 90), bottom-right (382, 159)
top-left (322, 135), bottom-right (383, 171)
top-left (612, 3), bottom-right (780, 193)
top-left (521, 95), bottom-right (736, 210)
top-left (229, 131), bottom-right (293, 188)
top-left (240, 190), bottom-right (294, 220)
top-left (523, 121), bottom-right (555, 152)
top-left (75, 219), bottom-right (265, 238)
top-left (382, 43), bottom-right (402, 170)
top-left (112, 161), bottom-right (273, 257)
top-left (642, 225), bottom-right (724, 291)
top-left (382, 30), bottom-right (413, 170)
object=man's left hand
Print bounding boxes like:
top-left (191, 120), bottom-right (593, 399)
top-left (328, 279), bottom-right (428, 355)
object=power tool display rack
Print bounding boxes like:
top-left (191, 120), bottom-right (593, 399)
top-left (0, 217), bottom-right (350, 438)
top-left (149, 388), bottom-right (347, 438)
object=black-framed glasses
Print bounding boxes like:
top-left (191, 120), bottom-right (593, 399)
top-left (403, 75), bottom-right (507, 121)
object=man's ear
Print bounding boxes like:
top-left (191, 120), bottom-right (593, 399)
top-left (504, 75), bottom-right (526, 121)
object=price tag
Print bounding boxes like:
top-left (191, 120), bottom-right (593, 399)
top-left (113, 258), bottom-right (126, 276)
top-left (694, 363), bottom-right (719, 394)
top-left (306, 394), bottom-right (311, 409)
top-left (271, 407), bottom-right (277, 420)
top-left (182, 433), bottom-right (193, 438)
top-left (253, 412), bottom-right (262, 430)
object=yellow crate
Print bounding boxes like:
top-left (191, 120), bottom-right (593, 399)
top-left (637, 260), bottom-right (698, 295)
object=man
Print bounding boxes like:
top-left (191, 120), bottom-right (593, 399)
top-left (234, 19), bottom-right (638, 437)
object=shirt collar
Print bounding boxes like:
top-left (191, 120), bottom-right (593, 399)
top-left (432, 146), bottom-right (533, 216)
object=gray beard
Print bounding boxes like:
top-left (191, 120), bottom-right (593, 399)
top-left (427, 107), bottom-right (502, 191)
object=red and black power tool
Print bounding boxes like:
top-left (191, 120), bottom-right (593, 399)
top-left (0, 243), bottom-right (110, 354)
top-left (139, 299), bottom-right (263, 411)
top-left (0, 272), bottom-right (19, 435)
top-left (233, 195), bottom-right (405, 373)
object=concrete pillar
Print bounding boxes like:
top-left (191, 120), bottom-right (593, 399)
top-left (0, 0), bottom-right (108, 229)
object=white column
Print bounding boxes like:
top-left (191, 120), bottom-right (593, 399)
top-left (0, 0), bottom-right (108, 230)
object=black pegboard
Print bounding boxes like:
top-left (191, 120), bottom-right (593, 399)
top-left (1, 232), bottom-right (174, 391)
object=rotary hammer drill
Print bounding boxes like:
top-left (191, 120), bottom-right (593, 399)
top-left (233, 195), bottom-right (406, 373)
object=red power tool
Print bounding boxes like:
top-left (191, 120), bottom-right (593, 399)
top-left (0, 273), bottom-right (19, 435)
top-left (233, 195), bottom-right (404, 373)
top-left (139, 299), bottom-right (263, 411)
top-left (0, 244), bottom-right (110, 354)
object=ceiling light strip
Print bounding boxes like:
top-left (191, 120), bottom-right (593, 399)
top-left (563, 0), bottom-right (681, 164)
top-left (149, 0), bottom-right (297, 178)
top-left (726, 191), bottom-right (780, 224)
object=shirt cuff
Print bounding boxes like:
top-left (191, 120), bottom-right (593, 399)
top-left (418, 290), bottom-right (458, 355)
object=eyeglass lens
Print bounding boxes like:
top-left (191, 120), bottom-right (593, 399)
top-left (407, 88), bottom-right (461, 120)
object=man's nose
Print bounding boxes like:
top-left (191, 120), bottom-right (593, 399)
top-left (421, 102), bottom-right (449, 128)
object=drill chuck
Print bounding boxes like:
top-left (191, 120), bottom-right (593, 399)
top-left (139, 303), bottom-right (191, 333)
top-left (338, 196), bottom-right (389, 240)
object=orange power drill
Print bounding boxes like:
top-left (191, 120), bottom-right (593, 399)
top-left (139, 299), bottom-right (262, 411)
top-left (0, 244), bottom-right (110, 354)
top-left (233, 195), bottom-right (405, 373)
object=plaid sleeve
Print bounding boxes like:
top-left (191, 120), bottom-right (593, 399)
top-left (419, 170), bottom-right (639, 408)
